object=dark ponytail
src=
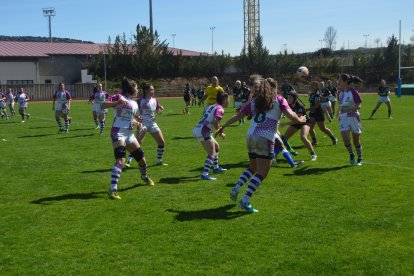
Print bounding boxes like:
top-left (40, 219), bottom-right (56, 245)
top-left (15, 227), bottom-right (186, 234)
top-left (340, 74), bottom-right (363, 85)
top-left (121, 77), bottom-right (137, 95)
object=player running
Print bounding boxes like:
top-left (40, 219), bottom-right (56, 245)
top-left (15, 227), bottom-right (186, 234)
top-left (216, 77), bottom-right (305, 213)
top-left (125, 83), bottom-right (167, 167)
top-left (369, 79), bottom-right (392, 119)
top-left (102, 78), bottom-right (154, 200)
top-left (193, 92), bottom-right (229, 180)
top-left (16, 88), bottom-right (30, 122)
top-left (307, 81), bottom-right (338, 146)
top-left (337, 74), bottom-right (364, 166)
top-left (6, 88), bottom-right (16, 117)
top-left (88, 83), bottom-right (110, 135)
top-left (280, 91), bottom-right (317, 161)
top-left (0, 91), bottom-right (9, 120)
top-left (52, 83), bottom-right (72, 133)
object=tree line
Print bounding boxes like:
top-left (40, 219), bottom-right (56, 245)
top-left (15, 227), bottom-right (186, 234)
top-left (88, 25), bottom-right (414, 86)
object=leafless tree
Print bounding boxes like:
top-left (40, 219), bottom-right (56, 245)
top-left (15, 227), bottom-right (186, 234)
top-left (324, 26), bottom-right (337, 50)
top-left (410, 35), bottom-right (414, 45)
top-left (374, 38), bottom-right (381, 48)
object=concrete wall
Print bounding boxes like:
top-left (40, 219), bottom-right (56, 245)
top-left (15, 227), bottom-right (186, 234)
top-left (38, 55), bottom-right (89, 84)
top-left (0, 60), bottom-right (38, 84)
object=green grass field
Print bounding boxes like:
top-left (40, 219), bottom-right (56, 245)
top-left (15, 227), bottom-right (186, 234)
top-left (0, 95), bottom-right (413, 275)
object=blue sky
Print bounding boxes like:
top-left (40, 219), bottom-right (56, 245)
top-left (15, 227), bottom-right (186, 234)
top-left (2, 0), bottom-right (414, 55)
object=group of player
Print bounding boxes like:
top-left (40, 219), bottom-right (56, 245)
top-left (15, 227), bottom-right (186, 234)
top-left (189, 72), bottom-right (391, 213)
top-left (1, 74), bottom-right (393, 213)
top-left (0, 88), bottom-right (31, 122)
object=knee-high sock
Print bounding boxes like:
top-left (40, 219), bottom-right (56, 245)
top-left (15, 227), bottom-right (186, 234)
top-left (110, 162), bottom-right (123, 191)
top-left (242, 174), bottom-right (264, 203)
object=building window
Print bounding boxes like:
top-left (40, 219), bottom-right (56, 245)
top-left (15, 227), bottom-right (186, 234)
top-left (7, 80), bottom-right (34, 85)
top-left (45, 79), bottom-right (52, 84)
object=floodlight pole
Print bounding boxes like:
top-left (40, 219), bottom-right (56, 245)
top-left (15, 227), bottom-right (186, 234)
top-left (171, 34), bottom-right (176, 48)
top-left (210, 26), bottom-right (215, 55)
top-left (43, 8), bottom-right (55, 42)
top-left (103, 49), bottom-right (107, 90)
top-left (397, 20), bottom-right (402, 97)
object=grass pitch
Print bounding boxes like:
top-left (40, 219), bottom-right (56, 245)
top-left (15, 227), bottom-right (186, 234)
top-left (0, 95), bottom-right (413, 274)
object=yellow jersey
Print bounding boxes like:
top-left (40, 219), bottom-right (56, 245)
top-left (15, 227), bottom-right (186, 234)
top-left (205, 85), bottom-right (224, 106)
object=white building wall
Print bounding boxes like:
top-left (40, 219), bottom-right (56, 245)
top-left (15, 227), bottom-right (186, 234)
top-left (0, 61), bottom-right (38, 84)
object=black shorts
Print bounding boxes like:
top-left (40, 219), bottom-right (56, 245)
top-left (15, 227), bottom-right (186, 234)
top-left (309, 112), bottom-right (324, 122)
top-left (184, 96), bottom-right (191, 102)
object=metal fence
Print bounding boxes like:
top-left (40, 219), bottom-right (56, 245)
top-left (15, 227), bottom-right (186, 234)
top-left (0, 83), bottom-right (183, 100)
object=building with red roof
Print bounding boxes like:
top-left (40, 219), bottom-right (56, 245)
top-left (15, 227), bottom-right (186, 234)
top-left (0, 41), bottom-right (206, 85)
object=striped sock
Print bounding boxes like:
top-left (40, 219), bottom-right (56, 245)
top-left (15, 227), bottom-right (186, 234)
top-left (213, 152), bottom-right (219, 169)
top-left (65, 119), bottom-right (70, 131)
top-left (202, 156), bottom-right (214, 176)
top-left (139, 164), bottom-right (147, 179)
top-left (242, 174), bottom-right (264, 202)
top-left (345, 144), bottom-right (354, 155)
top-left (356, 145), bottom-right (362, 160)
top-left (235, 168), bottom-right (254, 191)
top-left (157, 145), bottom-right (165, 162)
top-left (56, 118), bottom-right (63, 129)
top-left (94, 119), bottom-right (99, 127)
top-left (110, 162), bottom-right (123, 191)
top-left (100, 120), bottom-right (105, 134)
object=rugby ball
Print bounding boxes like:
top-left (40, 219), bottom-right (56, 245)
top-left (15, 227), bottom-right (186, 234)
top-left (296, 66), bottom-right (309, 77)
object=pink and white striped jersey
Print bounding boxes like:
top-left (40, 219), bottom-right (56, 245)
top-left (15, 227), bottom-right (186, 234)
top-left (137, 97), bottom-right (162, 124)
top-left (241, 95), bottom-right (290, 141)
top-left (338, 88), bottom-right (362, 118)
top-left (0, 92), bottom-right (5, 103)
top-left (53, 90), bottom-right (71, 109)
top-left (89, 91), bottom-right (109, 105)
top-left (6, 91), bottom-right (15, 104)
top-left (195, 103), bottom-right (225, 132)
top-left (109, 94), bottom-right (139, 129)
top-left (17, 93), bottom-right (29, 108)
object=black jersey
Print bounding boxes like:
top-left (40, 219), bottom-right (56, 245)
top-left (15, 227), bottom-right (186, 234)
top-left (378, 86), bottom-right (390, 97)
top-left (321, 88), bottom-right (331, 102)
top-left (197, 88), bottom-right (204, 99)
top-left (309, 92), bottom-right (323, 114)
top-left (281, 83), bottom-right (295, 99)
top-left (233, 86), bottom-right (243, 101)
top-left (290, 101), bottom-right (310, 127)
top-left (326, 85), bottom-right (337, 97)
top-left (240, 85), bottom-right (250, 103)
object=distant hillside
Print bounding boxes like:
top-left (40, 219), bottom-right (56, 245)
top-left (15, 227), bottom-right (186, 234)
top-left (0, 35), bottom-right (94, 44)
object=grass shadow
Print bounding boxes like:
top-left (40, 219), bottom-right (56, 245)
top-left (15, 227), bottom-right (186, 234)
top-left (58, 133), bottom-right (95, 139)
top-left (158, 175), bottom-right (200, 184)
top-left (166, 204), bottom-right (248, 221)
top-left (29, 126), bottom-right (55, 129)
top-left (81, 168), bottom-right (112, 173)
top-left (18, 133), bottom-right (57, 138)
top-left (30, 184), bottom-right (142, 205)
top-left (284, 164), bottom-right (349, 176)
top-left (172, 136), bottom-right (194, 140)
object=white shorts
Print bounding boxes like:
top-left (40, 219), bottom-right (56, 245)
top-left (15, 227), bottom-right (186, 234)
top-left (0, 101), bottom-right (6, 108)
top-left (234, 101), bottom-right (243, 109)
top-left (111, 127), bottom-right (137, 144)
top-left (321, 101), bottom-right (331, 109)
top-left (378, 96), bottom-right (390, 103)
top-left (329, 96), bottom-right (336, 102)
top-left (19, 103), bottom-right (27, 109)
top-left (142, 121), bottom-right (160, 134)
top-left (92, 104), bottom-right (108, 115)
top-left (193, 126), bottom-right (212, 142)
top-left (246, 135), bottom-right (275, 159)
top-left (339, 116), bottom-right (362, 134)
